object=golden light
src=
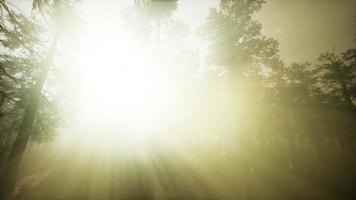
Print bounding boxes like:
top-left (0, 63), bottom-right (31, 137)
top-left (55, 1), bottom-right (231, 153)
top-left (66, 4), bottom-right (183, 145)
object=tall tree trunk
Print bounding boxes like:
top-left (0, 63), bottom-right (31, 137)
top-left (0, 105), bottom-right (35, 200)
top-left (0, 35), bottom-right (58, 200)
top-left (340, 80), bottom-right (355, 112)
top-left (286, 120), bottom-right (296, 171)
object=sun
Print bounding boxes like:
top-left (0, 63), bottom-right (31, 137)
top-left (66, 10), bottom-right (181, 143)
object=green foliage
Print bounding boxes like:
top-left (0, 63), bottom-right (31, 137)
top-left (0, 11), bottom-right (43, 140)
top-left (203, 0), bottom-right (279, 73)
top-left (282, 63), bottom-right (316, 101)
top-left (0, 0), bottom-right (77, 144)
top-left (146, 0), bottom-right (177, 18)
top-left (315, 49), bottom-right (356, 104)
top-left (1, 1), bottom-right (356, 199)
top-left (1, 15), bottom-right (41, 51)
top-left (31, 97), bottom-right (59, 143)
top-left (122, 0), bottom-right (179, 45)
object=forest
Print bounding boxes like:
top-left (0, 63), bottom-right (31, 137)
top-left (0, 0), bottom-right (355, 199)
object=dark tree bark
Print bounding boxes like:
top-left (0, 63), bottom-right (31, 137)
top-left (0, 35), bottom-right (58, 200)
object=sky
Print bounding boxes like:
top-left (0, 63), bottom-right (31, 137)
top-left (176, 0), bottom-right (356, 64)
top-left (255, 0), bottom-right (356, 64)
top-left (10, 0), bottom-right (356, 64)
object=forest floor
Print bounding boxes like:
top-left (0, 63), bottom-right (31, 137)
top-left (13, 145), bottom-right (356, 200)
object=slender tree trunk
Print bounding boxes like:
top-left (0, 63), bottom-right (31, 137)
top-left (337, 129), bottom-right (346, 153)
top-left (340, 81), bottom-right (355, 111)
top-left (286, 122), bottom-right (296, 171)
top-left (0, 107), bottom-right (34, 199)
top-left (0, 35), bottom-right (58, 200)
top-left (312, 131), bottom-right (321, 161)
top-left (157, 17), bottom-right (161, 47)
top-left (281, 94), bottom-right (296, 171)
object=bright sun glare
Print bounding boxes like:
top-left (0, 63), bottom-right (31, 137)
top-left (69, 5), bottom-right (181, 142)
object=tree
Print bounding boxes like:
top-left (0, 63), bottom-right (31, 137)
top-left (122, 0), bottom-right (178, 45)
top-left (315, 48), bottom-right (356, 112)
top-left (0, 0), bottom-right (46, 177)
top-left (203, 0), bottom-right (281, 76)
top-left (0, 1), bottom-right (78, 198)
top-left (202, 0), bottom-right (284, 149)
